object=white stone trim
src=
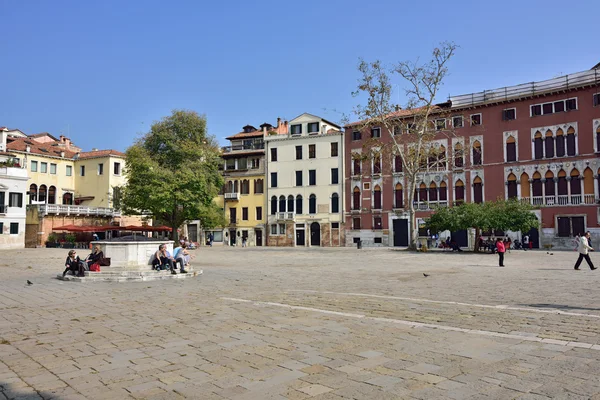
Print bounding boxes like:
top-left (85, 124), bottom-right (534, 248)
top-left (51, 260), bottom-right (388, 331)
top-left (469, 135), bottom-right (484, 166)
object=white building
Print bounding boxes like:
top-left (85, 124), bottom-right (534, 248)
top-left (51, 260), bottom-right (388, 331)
top-left (0, 128), bottom-right (28, 249)
top-left (264, 113), bottom-right (345, 246)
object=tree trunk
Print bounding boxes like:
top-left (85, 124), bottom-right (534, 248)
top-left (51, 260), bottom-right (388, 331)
top-left (406, 176), bottom-right (418, 250)
top-left (474, 227), bottom-right (481, 253)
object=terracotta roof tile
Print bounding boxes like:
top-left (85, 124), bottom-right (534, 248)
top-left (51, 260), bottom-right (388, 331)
top-left (6, 137), bottom-right (79, 158)
top-left (344, 105), bottom-right (445, 128)
top-left (79, 149), bottom-right (126, 159)
top-left (225, 130), bottom-right (265, 140)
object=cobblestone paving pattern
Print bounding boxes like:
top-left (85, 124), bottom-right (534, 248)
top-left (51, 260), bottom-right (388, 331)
top-left (1, 247), bottom-right (600, 399)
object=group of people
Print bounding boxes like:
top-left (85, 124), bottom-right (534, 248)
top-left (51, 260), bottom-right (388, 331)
top-left (478, 236), bottom-right (513, 254)
top-left (62, 246), bottom-right (104, 277)
top-left (152, 243), bottom-right (193, 274)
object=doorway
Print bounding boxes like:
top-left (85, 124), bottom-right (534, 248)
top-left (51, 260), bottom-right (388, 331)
top-left (296, 229), bottom-right (305, 246)
top-left (393, 219), bottom-right (409, 246)
top-left (255, 229), bottom-right (262, 246)
top-left (229, 229), bottom-right (236, 246)
top-left (310, 222), bottom-right (321, 246)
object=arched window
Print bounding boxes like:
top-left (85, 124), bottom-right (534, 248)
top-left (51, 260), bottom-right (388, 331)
top-left (373, 153), bottom-right (381, 175)
top-left (254, 179), bottom-right (264, 194)
top-left (373, 185), bottom-right (382, 209)
top-left (29, 183), bottom-right (38, 204)
top-left (394, 154), bottom-right (403, 173)
top-left (48, 186), bottom-right (56, 204)
top-left (309, 194), bottom-right (317, 214)
top-left (226, 181), bottom-right (234, 193)
top-left (545, 130), bottom-right (554, 158)
top-left (584, 167), bottom-right (594, 204)
top-left (557, 170), bottom-right (568, 198)
top-left (472, 141), bottom-right (482, 166)
top-left (556, 128), bottom-right (565, 157)
top-left (429, 182), bottom-right (438, 202)
top-left (296, 195), bottom-right (303, 214)
top-left (353, 158), bottom-right (361, 175)
top-left (419, 183), bottom-right (428, 202)
top-left (439, 181), bottom-right (447, 202)
top-left (455, 180), bottom-right (465, 203)
top-left (270, 196), bottom-right (277, 215)
top-left (570, 169), bottom-right (581, 204)
top-left (473, 176), bottom-right (483, 203)
top-left (287, 195), bottom-right (294, 212)
top-left (62, 192), bottom-right (73, 205)
top-left (454, 143), bottom-right (463, 168)
top-left (427, 148), bottom-right (437, 170)
top-left (331, 193), bottom-right (339, 213)
top-left (438, 145), bottom-right (447, 170)
top-left (233, 180), bottom-right (239, 193)
top-left (532, 172), bottom-right (542, 204)
top-left (241, 179), bottom-right (250, 195)
top-left (394, 183), bottom-right (403, 208)
top-left (520, 173), bottom-right (530, 200)
top-left (38, 184), bottom-right (47, 203)
top-left (534, 131), bottom-right (543, 160)
top-left (506, 136), bottom-right (517, 162)
top-left (596, 126), bottom-right (600, 153)
top-left (278, 195), bottom-right (286, 212)
top-left (506, 174), bottom-right (517, 199)
top-left (566, 127), bottom-right (576, 156)
top-left (353, 187), bottom-right (360, 210)
top-left (545, 171), bottom-right (555, 198)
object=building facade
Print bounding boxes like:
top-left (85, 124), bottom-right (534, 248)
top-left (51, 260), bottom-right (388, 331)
top-left (265, 113), bottom-right (345, 246)
top-left (5, 130), bottom-right (130, 246)
top-left (0, 128), bottom-right (28, 248)
top-left (345, 65), bottom-right (600, 249)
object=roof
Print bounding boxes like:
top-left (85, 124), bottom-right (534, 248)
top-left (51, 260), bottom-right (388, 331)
top-left (221, 149), bottom-right (265, 158)
top-left (0, 151), bottom-right (16, 156)
top-left (225, 130), bottom-right (265, 140)
top-left (79, 149), bottom-right (126, 159)
top-left (29, 132), bottom-right (59, 141)
top-left (344, 106), bottom-right (441, 128)
top-left (289, 113), bottom-right (342, 129)
top-left (6, 137), bottom-right (79, 158)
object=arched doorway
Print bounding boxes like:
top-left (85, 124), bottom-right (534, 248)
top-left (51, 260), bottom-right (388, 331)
top-left (310, 222), bottom-right (321, 246)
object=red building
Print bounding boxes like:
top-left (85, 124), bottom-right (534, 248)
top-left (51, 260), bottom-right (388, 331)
top-left (345, 64), bottom-right (600, 249)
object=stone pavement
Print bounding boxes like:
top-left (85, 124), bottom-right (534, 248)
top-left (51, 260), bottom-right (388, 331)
top-left (2, 247), bottom-right (600, 399)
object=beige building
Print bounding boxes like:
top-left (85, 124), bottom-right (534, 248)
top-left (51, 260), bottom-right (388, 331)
top-left (5, 130), bottom-right (132, 246)
top-left (264, 113), bottom-right (345, 246)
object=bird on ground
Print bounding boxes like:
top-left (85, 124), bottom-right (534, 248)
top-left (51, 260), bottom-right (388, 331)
top-left (26, 280), bottom-right (33, 285)
top-left (423, 273), bottom-right (430, 277)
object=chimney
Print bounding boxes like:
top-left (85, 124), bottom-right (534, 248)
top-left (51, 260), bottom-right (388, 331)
top-left (92, 148), bottom-right (98, 151)
top-left (60, 151), bottom-right (65, 158)
top-left (26, 145), bottom-right (31, 152)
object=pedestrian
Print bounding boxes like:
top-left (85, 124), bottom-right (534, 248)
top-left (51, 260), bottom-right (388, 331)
top-left (506, 237), bottom-right (512, 253)
top-left (574, 231), bottom-right (596, 271)
top-left (523, 234), bottom-right (529, 251)
top-left (573, 234), bottom-right (580, 251)
top-left (496, 238), bottom-right (505, 267)
top-left (209, 233), bottom-right (213, 247)
top-left (242, 236), bottom-right (247, 247)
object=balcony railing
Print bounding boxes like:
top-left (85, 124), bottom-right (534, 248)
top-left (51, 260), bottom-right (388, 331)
top-left (524, 194), bottom-right (595, 206)
top-left (413, 201), bottom-right (448, 210)
top-left (224, 192), bottom-right (240, 200)
top-left (277, 212), bottom-right (295, 220)
top-left (222, 142), bottom-right (265, 153)
top-left (38, 204), bottom-right (121, 217)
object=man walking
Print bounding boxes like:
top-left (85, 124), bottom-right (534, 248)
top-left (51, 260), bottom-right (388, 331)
top-left (523, 234), bottom-right (529, 251)
top-left (574, 231), bottom-right (596, 271)
top-left (496, 238), bottom-right (506, 267)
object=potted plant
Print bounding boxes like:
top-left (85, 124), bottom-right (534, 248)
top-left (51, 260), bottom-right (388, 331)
top-left (45, 233), bottom-right (59, 248)
top-left (63, 233), bottom-right (77, 249)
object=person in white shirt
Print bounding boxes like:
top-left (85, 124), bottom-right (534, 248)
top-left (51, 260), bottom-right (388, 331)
top-left (574, 231), bottom-right (596, 271)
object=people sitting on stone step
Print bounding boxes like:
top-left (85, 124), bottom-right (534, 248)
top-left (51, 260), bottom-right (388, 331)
top-left (84, 246), bottom-right (104, 269)
top-left (152, 244), bottom-right (176, 274)
top-left (62, 250), bottom-right (86, 277)
top-left (173, 243), bottom-right (191, 274)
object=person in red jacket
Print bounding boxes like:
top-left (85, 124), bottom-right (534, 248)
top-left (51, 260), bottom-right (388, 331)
top-left (496, 238), bottom-right (506, 267)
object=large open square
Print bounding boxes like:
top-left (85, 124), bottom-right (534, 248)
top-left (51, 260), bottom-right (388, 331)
top-left (2, 247), bottom-right (600, 400)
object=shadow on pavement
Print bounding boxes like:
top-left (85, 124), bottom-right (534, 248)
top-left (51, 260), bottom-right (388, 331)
top-left (520, 303), bottom-right (600, 311)
top-left (0, 381), bottom-right (65, 399)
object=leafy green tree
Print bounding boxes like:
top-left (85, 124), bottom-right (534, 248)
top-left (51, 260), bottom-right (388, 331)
top-left (426, 200), bottom-right (539, 252)
top-left (121, 110), bottom-right (224, 240)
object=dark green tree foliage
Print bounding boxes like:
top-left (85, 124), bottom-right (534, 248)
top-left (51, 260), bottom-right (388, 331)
top-left (426, 200), bottom-right (539, 251)
top-left (121, 110), bottom-right (224, 239)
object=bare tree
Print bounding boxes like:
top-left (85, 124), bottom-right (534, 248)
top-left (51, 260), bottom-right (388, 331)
top-left (350, 42), bottom-right (458, 249)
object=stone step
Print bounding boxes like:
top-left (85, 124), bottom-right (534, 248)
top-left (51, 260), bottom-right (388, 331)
top-left (57, 269), bottom-right (202, 282)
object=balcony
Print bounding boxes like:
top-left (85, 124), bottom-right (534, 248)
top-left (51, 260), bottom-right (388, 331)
top-left (277, 212), bottom-right (295, 220)
top-left (413, 201), bottom-right (449, 211)
top-left (525, 194), bottom-right (595, 206)
top-left (224, 192), bottom-right (240, 201)
top-left (222, 142), bottom-right (264, 153)
top-left (38, 204), bottom-right (121, 217)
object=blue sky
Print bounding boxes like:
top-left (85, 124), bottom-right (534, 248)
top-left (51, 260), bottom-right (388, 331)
top-left (1, 0), bottom-right (599, 151)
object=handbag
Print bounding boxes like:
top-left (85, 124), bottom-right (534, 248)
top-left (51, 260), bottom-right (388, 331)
top-left (90, 263), bottom-right (101, 272)
top-left (99, 257), bottom-right (111, 266)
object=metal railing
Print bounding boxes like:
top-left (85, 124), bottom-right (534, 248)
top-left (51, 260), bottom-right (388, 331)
top-left (38, 204), bottom-right (121, 217)
top-left (450, 68), bottom-right (600, 107)
top-left (224, 192), bottom-right (240, 200)
top-left (222, 142), bottom-right (265, 153)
